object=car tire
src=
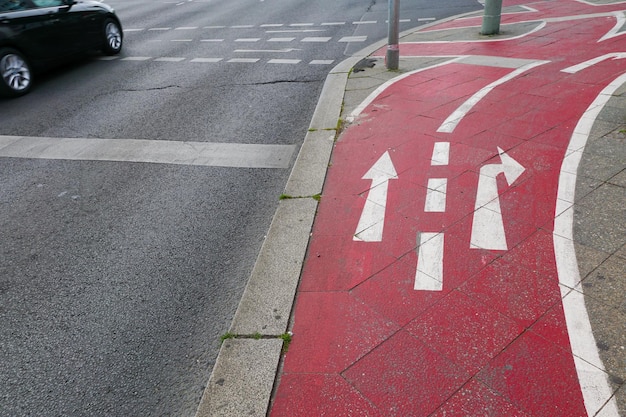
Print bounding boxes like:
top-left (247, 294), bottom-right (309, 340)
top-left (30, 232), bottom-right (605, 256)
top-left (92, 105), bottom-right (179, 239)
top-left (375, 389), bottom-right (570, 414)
top-left (102, 18), bottom-right (123, 55)
top-left (0, 48), bottom-right (32, 98)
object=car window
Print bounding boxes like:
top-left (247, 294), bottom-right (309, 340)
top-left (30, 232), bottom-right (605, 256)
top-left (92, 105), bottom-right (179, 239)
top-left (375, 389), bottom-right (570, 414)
top-left (0, 0), bottom-right (30, 12)
top-left (31, 0), bottom-right (63, 6)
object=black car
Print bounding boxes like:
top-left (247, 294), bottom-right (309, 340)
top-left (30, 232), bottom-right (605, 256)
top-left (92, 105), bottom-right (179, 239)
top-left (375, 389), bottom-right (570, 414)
top-left (0, 0), bottom-right (122, 97)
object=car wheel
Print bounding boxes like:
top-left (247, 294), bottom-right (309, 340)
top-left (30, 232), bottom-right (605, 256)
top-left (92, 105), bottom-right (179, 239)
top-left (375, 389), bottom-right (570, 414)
top-left (102, 18), bottom-right (123, 55)
top-left (0, 48), bottom-right (32, 98)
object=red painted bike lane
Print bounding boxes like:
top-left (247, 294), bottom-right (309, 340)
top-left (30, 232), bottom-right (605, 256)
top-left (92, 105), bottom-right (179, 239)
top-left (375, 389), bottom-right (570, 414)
top-left (271, 2), bottom-right (626, 416)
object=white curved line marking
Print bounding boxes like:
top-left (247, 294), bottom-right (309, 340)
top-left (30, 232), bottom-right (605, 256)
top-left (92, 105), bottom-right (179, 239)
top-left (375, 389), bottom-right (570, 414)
top-left (437, 60), bottom-right (549, 133)
top-left (346, 57), bottom-right (465, 123)
top-left (599, 11), bottom-right (626, 42)
top-left (554, 73), bottom-right (626, 417)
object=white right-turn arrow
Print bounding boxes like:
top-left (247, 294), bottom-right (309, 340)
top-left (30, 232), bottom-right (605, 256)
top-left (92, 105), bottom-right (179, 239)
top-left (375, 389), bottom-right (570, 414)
top-left (470, 147), bottom-right (525, 250)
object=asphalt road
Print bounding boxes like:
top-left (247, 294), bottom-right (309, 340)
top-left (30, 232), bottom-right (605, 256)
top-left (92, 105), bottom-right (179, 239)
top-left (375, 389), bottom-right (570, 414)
top-left (0, 0), bottom-right (482, 416)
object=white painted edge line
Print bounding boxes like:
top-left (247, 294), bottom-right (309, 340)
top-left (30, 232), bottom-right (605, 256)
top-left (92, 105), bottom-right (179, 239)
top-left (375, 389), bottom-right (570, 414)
top-left (598, 11), bottom-right (626, 42)
top-left (346, 56), bottom-right (466, 122)
top-left (415, 232), bottom-right (444, 291)
top-left (0, 136), bottom-right (295, 169)
top-left (553, 72), bottom-right (626, 417)
top-left (437, 60), bottom-right (550, 133)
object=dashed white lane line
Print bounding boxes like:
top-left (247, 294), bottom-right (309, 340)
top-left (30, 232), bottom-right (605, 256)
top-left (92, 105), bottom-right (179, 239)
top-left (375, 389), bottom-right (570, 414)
top-left (0, 136), bottom-right (296, 169)
top-left (265, 29), bottom-right (326, 33)
top-left (102, 56), bottom-right (334, 65)
top-left (190, 57), bottom-right (223, 62)
top-left (175, 26), bottom-right (198, 30)
top-left (415, 232), bottom-right (444, 291)
top-left (338, 36), bottom-right (367, 42)
top-left (301, 37), bottom-right (332, 42)
top-left (124, 17), bottom-right (438, 32)
top-left (268, 37), bottom-right (296, 42)
top-left (235, 38), bottom-right (261, 42)
top-left (424, 178), bottom-right (448, 213)
top-left (154, 57), bottom-right (186, 62)
top-left (431, 141), bottom-right (451, 165)
top-left (200, 39), bottom-right (224, 42)
top-left (268, 59), bottom-right (301, 64)
top-left (227, 58), bottom-right (260, 63)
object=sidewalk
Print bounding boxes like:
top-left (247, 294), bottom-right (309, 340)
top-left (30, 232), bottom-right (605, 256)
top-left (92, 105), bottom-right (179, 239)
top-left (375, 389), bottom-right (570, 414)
top-left (195, 1), bottom-right (626, 416)
top-left (269, 1), bottom-right (626, 416)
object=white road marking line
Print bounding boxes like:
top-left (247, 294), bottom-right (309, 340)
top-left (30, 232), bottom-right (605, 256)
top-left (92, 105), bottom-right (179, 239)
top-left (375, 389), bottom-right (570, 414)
top-left (190, 58), bottom-right (223, 62)
top-left (268, 59), bottom-right (301, 64)
top-left (171, 39), bottom-right (193, 42)
top-left (347, 57), bottom-right (464, 123)
top-left (353, 21), bottom-right (376, 24)
top-left (204, 25), bottom-right (226, 29)
top-left (235, 38), bottom-right (261, 42)
top-left (231, 25), bottom-right (254, 29)
top-left (290, 23), bottom-right (314, 26)
top-left (175, 26), bottom-right (198, 30)
top-left (0, 136), bottom-right (296, 169)
top-left (200, 39), bottom-right (225, 42)
top-left (266, 29), bottom-right (326, 33)
top-left (321, 22), bottom-right (346, 26)
top-left (154, 57), bottom-right (185, 62)
top-left (149, 27), bottom-right (171, 31)
top-left (268, 37), bottom-right (296, 42)
top-left (561, 52), bottom-right (626, 73)
top-left (121, 56), bottom-right (152, 61)
top-left (301, 37), bottom-right (332, 42)
top-left (415, 232), bottom-right (444, 291)
top-left (418, 17), bottom-right (436, 21)
top-left (235, 48), bottom-right (300, 53)
top-left (97, 56), bottom-right (119, 61)
top-left (124, 28), bottom-right (144, 32)
top-left (260, 24), bottom-right (283, 27)
top-left (431, 142), bottom-right (450, 165)
top-left (437, 60), bottom-right (549, 133)
top-left (554, 72), bottom-right (626, 417)
top-left (309, 60), bottom-right (334, 65)
top-left (424, 178), bottom-right (447, 212)
top-left (227, 58), bottom-right (260, 63)
top-left (339, 36), bottom-right (367, 42)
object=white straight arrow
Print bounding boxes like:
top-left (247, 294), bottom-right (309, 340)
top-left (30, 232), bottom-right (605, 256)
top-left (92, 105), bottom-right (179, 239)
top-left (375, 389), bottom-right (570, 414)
top-left (354, 151), bottom-right (397, 242)
top-left (470, 147), bottom-right (525, 250)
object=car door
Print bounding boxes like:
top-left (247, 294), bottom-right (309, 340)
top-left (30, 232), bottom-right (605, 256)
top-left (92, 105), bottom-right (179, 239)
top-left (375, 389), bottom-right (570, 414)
top-left (0, 0), bottom-right (78, 63)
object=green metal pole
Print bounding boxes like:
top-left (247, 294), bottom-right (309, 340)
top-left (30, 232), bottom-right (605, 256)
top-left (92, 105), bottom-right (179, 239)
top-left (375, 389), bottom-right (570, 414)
top-left (481, 0), bottom-right (503, 35)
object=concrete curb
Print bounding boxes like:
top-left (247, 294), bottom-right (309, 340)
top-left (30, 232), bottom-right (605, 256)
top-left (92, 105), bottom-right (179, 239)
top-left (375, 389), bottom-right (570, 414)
top-left (194, 9), bottom-right (487, 417)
